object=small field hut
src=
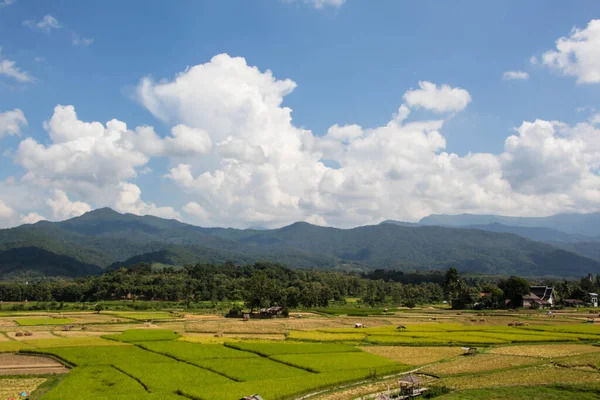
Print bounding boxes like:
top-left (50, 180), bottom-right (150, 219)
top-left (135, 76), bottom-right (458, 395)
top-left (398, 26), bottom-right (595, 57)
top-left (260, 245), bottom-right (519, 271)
top-left (398, 374), bottom-right (422, 396)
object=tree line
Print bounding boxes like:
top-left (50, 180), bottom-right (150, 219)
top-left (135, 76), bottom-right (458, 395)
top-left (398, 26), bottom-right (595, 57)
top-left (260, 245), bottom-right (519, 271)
top-left (0, 262), bottom-right (598, 311)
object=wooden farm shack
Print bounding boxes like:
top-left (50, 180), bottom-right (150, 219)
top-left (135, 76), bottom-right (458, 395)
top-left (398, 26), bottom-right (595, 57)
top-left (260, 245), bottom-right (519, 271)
top-left (398, 374), bottom-right (423, 396)
top-left (258, 306), bottom-right (284, 318)
top-left (564, 299), bottom-right (586, 307)
top-left (462, 346), bottom-right (478, 356)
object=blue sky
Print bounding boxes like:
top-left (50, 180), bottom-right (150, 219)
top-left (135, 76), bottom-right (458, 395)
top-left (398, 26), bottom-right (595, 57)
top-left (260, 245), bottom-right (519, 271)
top-left (1, 0), bottom-right (600, 228)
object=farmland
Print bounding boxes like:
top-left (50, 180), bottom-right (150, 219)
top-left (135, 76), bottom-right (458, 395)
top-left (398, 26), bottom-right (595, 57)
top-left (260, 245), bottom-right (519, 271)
top-left (2, 307), bottom-right (600, 399)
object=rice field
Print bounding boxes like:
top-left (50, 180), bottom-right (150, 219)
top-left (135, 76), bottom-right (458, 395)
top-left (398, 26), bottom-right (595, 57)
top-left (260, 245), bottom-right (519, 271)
top-left (14, 318), bottom-right (74, 326)
top-left (226, 341), bottom-right (360, 356)
top-left (488, 344), bottom-right (600, 358)
top-left (287, 331), bottom-right (367, 342)
top-left (102, 329), bottom-right (181, 342)
top-left (359, 346), bottom-right (464, 365)
top-left (6, 309), bottom-right (600, 399)
top-left (438, 364), bottom-right (600, 390)
top-left (270, 351), bottom-right (408, 373)
top-left (104, 312), bottom-right (175, 321)
top-left (0, 377), bottom-right (47, 399)
top-left (423, 354), bottom-right (542, 376)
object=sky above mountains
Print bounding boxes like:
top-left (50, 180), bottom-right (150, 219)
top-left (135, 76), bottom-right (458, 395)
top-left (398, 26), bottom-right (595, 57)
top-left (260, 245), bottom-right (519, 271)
top-left (1, 0), bottom-right (600, 229)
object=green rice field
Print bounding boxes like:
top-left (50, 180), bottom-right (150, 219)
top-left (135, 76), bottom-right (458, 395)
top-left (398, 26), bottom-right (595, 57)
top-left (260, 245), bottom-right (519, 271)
top-left (5, 309), bottom-right (600, 399)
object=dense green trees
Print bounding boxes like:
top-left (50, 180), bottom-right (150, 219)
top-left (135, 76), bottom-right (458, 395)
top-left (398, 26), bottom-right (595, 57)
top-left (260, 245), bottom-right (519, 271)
top-left (1, 263), bottom-right (598, 311)
top-left (0, 262), bottom-right (444, 308)
top-left (499, 276), bottom-right (530, 309)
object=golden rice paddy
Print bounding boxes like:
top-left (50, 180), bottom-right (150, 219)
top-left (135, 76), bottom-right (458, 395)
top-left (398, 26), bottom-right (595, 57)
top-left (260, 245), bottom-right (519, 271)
top-left (439, 364), bottom-right (600, 390)
top-left (360, 346), bottom-right (464, 366)
top-left (488, 344), bottom-right (600, 358)
top-left (423, 354), bottom-right (541, 376)
top-left (0, 378), bottom-right (46, 399)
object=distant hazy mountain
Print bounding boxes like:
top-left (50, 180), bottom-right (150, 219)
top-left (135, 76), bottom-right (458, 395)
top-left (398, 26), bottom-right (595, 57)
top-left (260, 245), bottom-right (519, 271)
top-left (419, 213), bottom-right (600, 237)
top-left (383, 219), bottom-right (590, 243)
top-left (1, 208), bottom-right (599, 278)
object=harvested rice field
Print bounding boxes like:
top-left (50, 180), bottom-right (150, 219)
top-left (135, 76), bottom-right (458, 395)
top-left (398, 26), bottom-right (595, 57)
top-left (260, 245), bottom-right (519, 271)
top-left (359, 346), bottom-right (464, 366)
top-left (438, 364), bottom-right (600, 390)
top-left (423, 353), bottom-right (542, 376)
top-left (488, 344), bottom-right (600, 358)
top-left (0, 353), bottom-right (70, 375)
top-left (0, 378), bottom-right (47, 399)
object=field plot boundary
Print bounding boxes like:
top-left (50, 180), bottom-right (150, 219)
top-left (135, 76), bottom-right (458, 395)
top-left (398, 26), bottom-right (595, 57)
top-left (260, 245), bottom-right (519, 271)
top-left (131, 343), bottom-right (245, 382)
top-left (111, 365), bottom-right (151, 392)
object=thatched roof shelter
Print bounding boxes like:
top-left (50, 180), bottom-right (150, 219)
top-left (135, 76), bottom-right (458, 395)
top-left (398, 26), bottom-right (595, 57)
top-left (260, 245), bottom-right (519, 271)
top-left (398, 374), bottom-right (421, 386)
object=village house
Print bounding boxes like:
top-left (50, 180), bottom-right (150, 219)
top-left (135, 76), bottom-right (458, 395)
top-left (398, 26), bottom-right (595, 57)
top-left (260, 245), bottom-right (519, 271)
top-left (590, 293), bottom-right (598, 308)
top-left (563, 299), bottom-right (586, 307)
top-left (507, 286), bottom-right (554, 308)
top-left (530, 286), bottom-right (555, 306)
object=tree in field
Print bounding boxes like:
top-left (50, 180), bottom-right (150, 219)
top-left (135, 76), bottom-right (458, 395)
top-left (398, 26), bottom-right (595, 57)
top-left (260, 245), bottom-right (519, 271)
top-left (243, 271), bottom-right (276, 311)
top-left (443, 268), bottom-right (461, 303)
top-left (499, 276), bottom-right (530, 308)
top-left (94, 303), bottom-right (104, 314)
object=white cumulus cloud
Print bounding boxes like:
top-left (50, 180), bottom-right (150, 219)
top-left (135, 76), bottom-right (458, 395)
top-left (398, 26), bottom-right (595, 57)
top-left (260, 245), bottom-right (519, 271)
top-left (0, 199), bottom-right (14, 220)
top-left (9, 53), bottom-right (600, 228)
top-left (115, 182), bottom-right (180, 219)
top-left (503, 71), bottom-right (529, 80)
top-left (20, 212), bottom-right (46, 224)
top-left (403, 81), bottom-right (472, 113)
top-left (0, 109), bottom-right (27, 138)
top-left (15, 105), bottom-right (149, 199)
top-left (47, 189), bottom-right (91, 220)
top-left (542, 19), bottom-right (600, 84)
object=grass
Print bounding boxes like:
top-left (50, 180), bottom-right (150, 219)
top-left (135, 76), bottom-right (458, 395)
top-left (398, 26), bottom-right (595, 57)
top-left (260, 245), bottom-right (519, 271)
top-left (287, 331), bottom-right (367, 342)
top-left (311, 307), bottom-right (389, 316)
top-left (41, 366), bottom-right (147, 400)
top-left (14, 318), bottom-right (74, 326)
top-left (0, 341), bottom-right (32, 352)
top-left (439, 364), bottom-right (600, 390)
top-left (270, 351), bottom-right (407, 373)
top-left (104, 312), bottom-right (175, 321)
top-left (192, 357), bottom-right (312, 381)
top-left (437, 385), bottom-right (600, 400)
top-left (181, 368), bottom-right (407, 400)
top-left (113, 361), bottom-right (233, 392)
top-left (225, 341), bottom-right (360, 356)
top-left (0, 377), bottom-right (46, 399)
top-left (423, 354), bottom-right (542, 376)
top-left (137, 341), bottom-right (258, 361)
top-left (360, 346), bottom-right (465, 366)
top-left (23, 337), bottom-right (125, 348)
top-left (25, 345), bottom-right (174, 366)
top-left (489, 344), bottom-right (600, 358)
top-left (102, 329), bottom-right (181, 343)
top-left (366, 335), bottom-right (453, 345)
top-left (522, 325), bottom-right (600, 335)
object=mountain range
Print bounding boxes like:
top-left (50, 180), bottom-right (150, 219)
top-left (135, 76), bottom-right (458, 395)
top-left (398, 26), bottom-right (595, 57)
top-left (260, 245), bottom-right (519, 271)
top-left (1, 208), bottom-right (600, 279)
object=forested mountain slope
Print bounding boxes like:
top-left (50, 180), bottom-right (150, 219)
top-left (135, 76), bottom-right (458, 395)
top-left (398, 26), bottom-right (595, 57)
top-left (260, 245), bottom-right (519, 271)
top-left (1, 208), bottom-right (598, 278)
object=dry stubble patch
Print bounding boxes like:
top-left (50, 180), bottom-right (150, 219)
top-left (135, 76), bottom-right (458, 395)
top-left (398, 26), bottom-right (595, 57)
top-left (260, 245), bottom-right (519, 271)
top-left (359, 346), bottom-right (464, 366)
top-left (0, 378), bottom-right (46, 399)
top-left (422, 353), bottom-right (541, 376)
top-left (439, 364), bottom-right (600, 390)
top-left (488, 344), bottom-right (600, 358)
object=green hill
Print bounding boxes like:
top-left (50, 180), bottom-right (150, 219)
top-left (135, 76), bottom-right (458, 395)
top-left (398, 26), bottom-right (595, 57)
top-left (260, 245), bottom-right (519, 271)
top-left (1, 208), bottom-right (599, 278)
